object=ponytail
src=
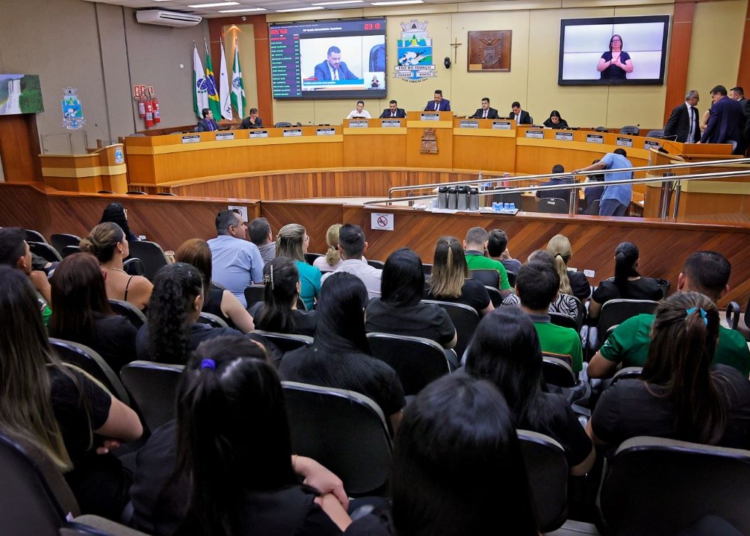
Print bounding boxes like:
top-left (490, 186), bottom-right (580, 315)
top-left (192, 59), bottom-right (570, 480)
top-left (257, 258), bottom-right (298, 334)
top-left (553, 255), bottom-right (572, 295)
top-left (324, 224), bottom-right (342, 267)
top-left (613, 242), bottom-right (639, 298)
top-left (546, 235), bottom-right (573, 296)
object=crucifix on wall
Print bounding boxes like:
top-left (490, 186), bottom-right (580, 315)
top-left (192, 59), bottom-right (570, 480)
top-left (450, 38), bottom-right (463, 65)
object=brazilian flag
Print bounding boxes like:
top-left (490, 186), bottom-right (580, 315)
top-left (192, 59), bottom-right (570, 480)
top-left (204, 43), bottom-right (222, 120)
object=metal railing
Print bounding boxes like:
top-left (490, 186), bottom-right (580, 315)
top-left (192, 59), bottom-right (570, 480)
top-left (369, 156), bottom-right (750, 220)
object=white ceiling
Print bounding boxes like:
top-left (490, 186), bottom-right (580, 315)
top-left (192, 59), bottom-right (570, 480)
top-left (82, 0), bottom-right (503, 17)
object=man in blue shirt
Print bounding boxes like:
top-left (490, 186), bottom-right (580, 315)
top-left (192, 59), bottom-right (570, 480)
top-left (207, 210), bottom-right (264, 307)
top-left (575, 148), bottom-right (632, 217)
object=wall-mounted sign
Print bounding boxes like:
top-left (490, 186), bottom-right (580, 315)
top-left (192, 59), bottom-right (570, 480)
top-left (62, 87), bottom-right (85, 130)
top-left (371, 212), bottom-right (395, 231)
top-left (395, 19), bottom-right (437, 82)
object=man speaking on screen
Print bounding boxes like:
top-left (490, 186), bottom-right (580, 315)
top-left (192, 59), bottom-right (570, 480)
top-left (314, 46), bottom-right (359, 81)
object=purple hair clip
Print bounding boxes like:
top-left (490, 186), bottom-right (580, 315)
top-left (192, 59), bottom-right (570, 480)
top-left (200, 358), bottom-right (216, 370)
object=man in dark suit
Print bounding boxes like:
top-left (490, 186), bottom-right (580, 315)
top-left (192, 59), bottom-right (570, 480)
top-left (664, 90), bottom-right (700, 143)
top-left (470, 97), bottom-right (499, 119)
top-left (313, 46), bottom-right (358, 81)
top-left (729, 86), bottom-right (747, 108)
top-left (700, 85), bottom-right (746, 154)
top-left (424, 89), bottom-right (451, 112)
top-left (509, 101), bottom-right (532, 124)
top-left (379, 100), bottom-right (406, 118)
top-left (536, 164), bottom-right (575, 200)
top-left (196, 108), bottom-right (219, 132)
top-left (239, 108), bottom-right (263, 129)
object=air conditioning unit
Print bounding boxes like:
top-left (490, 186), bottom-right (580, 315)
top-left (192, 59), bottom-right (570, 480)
top-left (136, 10), bottom-right (202, 28)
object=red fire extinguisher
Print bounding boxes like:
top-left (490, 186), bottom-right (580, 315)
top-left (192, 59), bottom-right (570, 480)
top-left (144, 98), bottom-right (154, 128)
top-left (152, 95), bottom-right (161, 125)
top-left (137, 94), bottom-right (146, 118)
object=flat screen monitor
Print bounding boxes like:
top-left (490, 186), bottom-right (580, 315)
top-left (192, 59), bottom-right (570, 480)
top-left (558, 15), bottom-right (670, 86)
top-left (270, 18), bottom-right (387, 100)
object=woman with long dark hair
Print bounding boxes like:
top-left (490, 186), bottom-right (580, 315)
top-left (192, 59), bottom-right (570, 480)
top-left (135, 263), bottom-right (239, 364)
top-left (589, 241), bottom-right (662, 321)
top-left (465, 307), bottom-right (595, 475)
top-left (0, 265), bottom-right (142, 519)
top-left (348, 374), bottom-right (538, 535)
top-left (589, 292), bottom-right (750, 449)
top-left (49, 253), bottom-right (137, 372)
top-left (276, 223), bottom-right (321, 310)
top-left (99, 202), bottom-right (139, 242)
top-left (175, 238), bottom-right (255, 333)
top-left (426, 236), bottom-right (493, 316)
top-left (249, 257), bottom-right (316, 337)
top-left (365, 248), bottom-right (456, 350)
top-left (280, 273), bottom-right (406, 432)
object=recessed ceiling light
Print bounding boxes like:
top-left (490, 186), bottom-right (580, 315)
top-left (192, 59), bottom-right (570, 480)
top-left (219, 7), bottom-right (266, 12)
top-left (187, 2), bottom-right (239, 8)
top-left (311, 0), bottom-right (364, 5)
top-left (370, 0), bottom-right (423, 4)
top-left (152, 0), bottom-right (172, 3)
top-left (275, 6), bottom-right (325, 12)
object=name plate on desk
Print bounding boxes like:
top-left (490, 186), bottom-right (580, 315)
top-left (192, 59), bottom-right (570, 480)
top-left (555, 132), bottom-right (574, 141)
top-left (216, 132), bottom-right (235, 141)
top-left (181, 135), bottom-right (201, 144)
top-left (616, 136), bottom-right (634, 147)
top-left (317, 128), bottom-right (336, 136)
top-left (492, 121), bottom-right (512, 130)
top-left (525, 130), bottom-right (544, 139)
top-left (459, 120), bottom-right (479, 129)
top-left (420, 113), bottom-right (440, 121)
top-left (586, 134), bottom-right (604, 144)
top-left (349, 120), bottom-right (369, 128)
top-left (282, 129), bottom-right (303, 137)
top-left (249, 130), bottom-right (269, 138)
top-left (381, 119), bottom-right (402, 128)
top-left (644, 140), bottom-right (662, 150)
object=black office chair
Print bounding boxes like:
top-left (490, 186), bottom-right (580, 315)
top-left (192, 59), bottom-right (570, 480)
top-left (542, 355), bottom-right (576, 388)
top-left (506, 270), bottom-right (517, 287)
top-left (51, 233), bottom-right (81, 253)
top-left (646, 129), bottom-right (665, 138)
top-left (127, 240), bottom-right (168, 281)
top-left (536, 198), bottom-right (569, 214)
top-left (283, 382), bottom-right (393, 496)
top-left (470, 269), bottom-right (499, 289)
top-left (24, 229), bottom-right (47, 244)
top-left (126, 190), bottom-right (146, 195)
top-left (62, 245), bottom-right (82, 258)
top-left (596, 299), bottom-right (660, 349)
top-left (600, 437), bottom-right (750, 536)
top-left (594, 126), bottom-right (609, 133)
top-left (367, 260), bottom-right (385, 270)
top-left (422, 300), bottom-right (480, 360)
top-left (29, 241), bottom-right (62, 263)
top-left (586, 199), bottom-right (601, 215)
top-left (422, 263), bottom-right (433, 277)
top-left (275, 122), bottom-right (292, 128)
top-left (549, 312), bottom-right (579, 332)
top-left (97, 190), bottom-right (114, 194)
top-left (197, 312), bottom-right (229, 329)
top-left (518, 430), bottom-right (569, 533)
top-left (304, 252), bottom-right (323, 265)
top-left (367, 333), bottom-right (451, 396)
top-left (123, 257), bottom-right (145, 276)
top-left (726, 301), bottom-right (741, 330)
top-left (155, 192), bottom-right (177, 196)
top-left (49, 339), bottom-right (131, 403)
top-left (610, 366), bottom-right (643, 387)
top-left (120, 361), bottom-right (184, 433)
top-left (244, 284), bottom-right (266, 310)
top-left (251, 330), bottom-right (313, 354)
top-left (485, 285), bottom-right (503, 308)
top-left (109, 299), bottom-right (147, 329)
top-left (620, 125), bottom-right (640, 136)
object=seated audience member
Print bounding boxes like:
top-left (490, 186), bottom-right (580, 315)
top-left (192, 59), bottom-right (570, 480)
top-left (589, 292), bottom-right (750, 451)
top-left (543, 110), bottom-right (569, 129)
top-left (589, 241), bottom-right (662, 322)
top-left (528, 250), bottom-right (582, 322)
top-left (463, 227), bottom-right (512, 297)
top-left (239, 107), bottom-right (263, 129)
top-left (583, 160), bottom-right (605, 210)
top-left (0, 266), bottom-right (142, 519)
top-left (365, 248), bottom-right (457, 351)
top-left (0, 227), bottom-right (52, 324)
top-left (487, 229), bottom-right (522, 275)
top-left (248, 257), bottom-right (317, 339)
top-left (589, 251), bottom-right (750, 378)
top-left (276, 223), bottom-right (321, 311)
top-left (195, 107), bottom-right (219, 132)
top-left (517, 262), bottom-right (583, 373)
top-left (49, 253), bottom-right (138, 372)
top-left (536, 164), bottom-right (574, 200)
top-left (347, 375), bottom-right (538, 536)
top-left (80, 222), bottom-right (152, 310)
top-left (131, 335), bottom-right (350, 535)
top-left (207, 209), bottom-right (264, 308)
top-left (136, 263), bottom-right (239, 364)
top-left (346, 100), bottom-right (371, 119)
top-left (280, 273), bottom-right (406, 433)
top-left (379, 100), bottom-right (406, 119)
top-left (248, 217), bottom-right (275, 265)
top-left (426, 236), bottom-right (493, 317)
top-left (175, 238), bottom-right (255, 333)
top-left (465, 308), bottom-right (595, 475)
top-left (99, 202), bottom-right (140, 242)
top-left (321, 224), bottom-right (381, 299)
top-left (546, 234), bottom-right (591, 301)
top-left (509, 101), bottom-right (532, 124)
top-left (313, 223), bottom-right (343, 273)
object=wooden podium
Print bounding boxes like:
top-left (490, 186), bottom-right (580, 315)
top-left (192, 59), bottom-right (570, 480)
top-left (39, 144), bottom-right (128, 193)
top-left (405, 111), bottom-right (453, 169)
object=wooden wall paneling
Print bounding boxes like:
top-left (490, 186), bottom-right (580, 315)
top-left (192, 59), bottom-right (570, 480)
top-left (0, 183), bottom-right (51, 233)
top-left (342, 133), bottom-right (407, 168)
top-left (260, 201), bottom-right (345, 256)
top-left (664, 2), bottom-right (696, 124)
top-left (406, 128), bottom-right (454, 169)
top-left (453, 136), bottom-right (516, 174)
top-left (0, 114), bottom-right (42, 183)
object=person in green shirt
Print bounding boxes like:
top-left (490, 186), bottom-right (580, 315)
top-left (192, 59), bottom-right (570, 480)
top-left (517, 261), bottom-right (583, 373)
top-left (463, 227), bottom-right (512, 297)
top-left (589, 251), bottom-right (750, 378)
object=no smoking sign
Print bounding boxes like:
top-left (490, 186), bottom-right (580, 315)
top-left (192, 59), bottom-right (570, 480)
top-left (370, 213), bottom-right (394, 232)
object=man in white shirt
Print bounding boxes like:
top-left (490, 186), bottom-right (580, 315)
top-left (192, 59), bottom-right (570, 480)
top-left (321, 224), bottom-right (381, 299)
top-left (346, 100), bottom-right (371, 119)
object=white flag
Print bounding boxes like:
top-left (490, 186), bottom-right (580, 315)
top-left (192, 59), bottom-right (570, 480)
top-left (219, 39), bottom-right (233, 120)
top-left (231, 39), bottom-right (246, 119)
top-left (192, 45), bottom-right (208, 119)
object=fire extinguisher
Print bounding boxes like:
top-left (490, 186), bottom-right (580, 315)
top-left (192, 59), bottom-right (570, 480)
top-left (152, 95), bottom-right (161, 125)
top-left (144, 97), bottom-right (154, 128)
top-left (137, 94), bottom-right (146, 119)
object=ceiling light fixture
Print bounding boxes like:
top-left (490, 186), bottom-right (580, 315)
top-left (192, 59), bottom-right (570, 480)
top-left (187, 2), bottom-right (239, 8)
top-left (219, 7), bottom-right (266, 12)
top-left (311, 0), bottom-right (364, 5)
top-left (275, 6), bottom-right (325, 12)
top-left (370, 0), bottom-right (423, 4)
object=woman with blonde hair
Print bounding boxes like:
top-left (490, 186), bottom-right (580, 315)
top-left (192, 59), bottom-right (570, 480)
top-left (276, 223), bottom-right (321, 310)
top-left (546, 234), bottom-right (591, 302)
top-left (313, 224), bottom-right (343, 273)
top-left (80, 222), bottom-right (152, 310)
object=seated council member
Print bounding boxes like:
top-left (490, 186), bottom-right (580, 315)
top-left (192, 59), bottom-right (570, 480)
top-left (239, 108), bottom-right (263, 129)
top-left (543, 110), bottom-right (569, 129)
top-left (509, 101), bottom-right (532, 124)
top-left (379, 100), bottom-right (406, 118)
top-left (424, 89), bottom-right (451, 112)
top-left (195, 108), bottom-right (219, 132)
top-left (597, 34), bottom-right (633, 81)
top-left (346, 100), bottom-right (371, 119)
top-left (470, 97), bottom-right (499, 119)
top-left (314, 46), bottom-right (358, 81)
